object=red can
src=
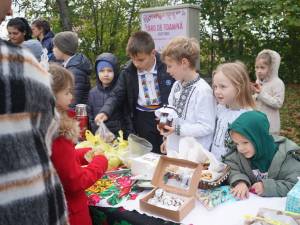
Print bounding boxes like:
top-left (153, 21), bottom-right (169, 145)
top-left (75, 104), bottom-right (88, 141)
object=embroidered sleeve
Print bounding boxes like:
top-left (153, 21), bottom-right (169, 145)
top-left (175, 124), bottom-right (181, 135)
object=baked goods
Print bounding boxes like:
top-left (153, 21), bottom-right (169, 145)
top-left (202, 160), bottom-right (210, 170)
top-left (147, 188), bottom-right (185, 211)
top-left (198, 166), bottom-right (230, 189)
top-left (200, 171), bottom-right (213, 180)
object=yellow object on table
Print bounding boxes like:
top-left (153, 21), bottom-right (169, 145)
top-left (86, 179), bottom-right (113, 193)
top-left (76, 130), bottom-right (129, 170)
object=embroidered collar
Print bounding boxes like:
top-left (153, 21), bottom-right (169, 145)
top-left (182, 74), bottom-right (201, 87)
top-left (137, 58), bottom-right (157, 75)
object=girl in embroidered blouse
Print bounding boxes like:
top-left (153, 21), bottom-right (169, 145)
top-left (210, 61), bottom-right (255, 160)
top-left (158, 36), bottom-right (216, 156)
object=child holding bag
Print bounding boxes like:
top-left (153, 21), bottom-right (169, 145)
top-left (88, 52), bottom-right (133, 138)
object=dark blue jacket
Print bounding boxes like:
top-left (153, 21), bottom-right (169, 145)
top-left (88, 53), bottom-right (133, 137)
top-left (100, 53), bottom-right (175, 129)
top-left (40, 31), bottom-right (55, 61)
top-left (66, 53), bottom-right (92, 106)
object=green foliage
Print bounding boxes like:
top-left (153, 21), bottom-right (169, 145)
top-left (184, 0), bottom-right (300, 83)
top-left (17, 0), bottom-right (179, 84)
top-left (280, 84), bottom-right (300, 144)
top-left (17, 0), bottom-right (300, 83)
top-left (18, 0), bottom-right (177, 65)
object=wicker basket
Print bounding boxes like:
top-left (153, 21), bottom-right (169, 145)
top-left (198, 165), bottom-right (230, 190)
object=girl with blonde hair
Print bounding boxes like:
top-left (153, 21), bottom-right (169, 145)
top-left (211, 61), bottom-right (255, 160)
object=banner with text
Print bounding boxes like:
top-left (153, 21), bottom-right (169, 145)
top-left (141, 8), bottom-right (188, 52)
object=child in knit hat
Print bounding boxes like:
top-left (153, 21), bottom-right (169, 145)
top-left (53, 31), bottom-right (92, 106)
top-left (87, 52), bottom-right (133, 138)
top-left (22, 39), bottom-right (43, 61)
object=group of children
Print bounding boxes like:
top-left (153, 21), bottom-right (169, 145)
top-left (43, 29), bottom-right (299, 225)
top-left (157, 36), bottom-right (298, 200)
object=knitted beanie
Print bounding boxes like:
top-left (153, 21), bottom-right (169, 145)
top-left (96, 61), bottom-right (113, 74)
top-left (53, 31), bottom-right (78, 56)
top-left (22, 39), bottom-right (43, 61)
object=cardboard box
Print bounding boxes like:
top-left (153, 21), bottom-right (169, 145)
top-left (286, 179), bottom-right (300, 214)
top-left (140, 156), bottom-right (202, 222)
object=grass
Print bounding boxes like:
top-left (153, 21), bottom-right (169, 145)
top-left (280, 84), bottom-right (300, 144)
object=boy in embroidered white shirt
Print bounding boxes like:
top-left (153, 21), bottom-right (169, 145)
top-left (158, 37), bottom-right (216, 155)
top-left (94, 31), bottom-right (174, 153)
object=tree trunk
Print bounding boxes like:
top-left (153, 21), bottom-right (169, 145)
top-left (208, 33), bottom-right (214, 76)
top-left (90, 0), bottom-right (100, 53)
top-left (216, 20), bottom-right (225, 56)
top-left (109, 5), bottom-right (120, 52)
top-left (99, 3), bottom-right (104, 52)
top-left (56, 0), bottom-right (72, 31)
top-left (238, 39), bottom-right (244, 56)
top-left (225, 27), bottom-right (234, 55)
top-left (127, 0), bottom-right (137, 40)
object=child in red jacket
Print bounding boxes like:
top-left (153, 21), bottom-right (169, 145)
top-left (49, 64), bottom-right (108, 225)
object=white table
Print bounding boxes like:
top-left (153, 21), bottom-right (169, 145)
top-left (122, 191), bottom-right (286, 225)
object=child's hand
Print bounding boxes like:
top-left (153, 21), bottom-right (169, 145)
top-left (156, 124), bottom-right (163, 133)
top-left (160, 140), bottom-right (167, 154)
top-left (95, 113), bottom-right (108, 124)
top-left (159, 125), bottom-right (175, 136)
top-left (251, 82), bottom-right (261, 94)
top-left (251, 182), bottom-right (264, 195)
top-left (231, 181), bottom-right (249, 200)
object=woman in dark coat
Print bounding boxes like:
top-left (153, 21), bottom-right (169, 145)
top-left (31, 19), bottom-right (55, 61)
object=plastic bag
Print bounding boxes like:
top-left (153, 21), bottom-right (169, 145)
top-left (81, 130), bottom-right (128, 169)
top-left (95, 122), bottom-right (115, 143)
top-left (119, 134), bottom-right (152, 167)
top-left (127, 134), bottom-right (152, 154)
top-left (178, 137), bottom-right (227, 174)
top-left (178, 137), bottom-right (209, 163)
top-left (40, 48), bottom-right (49, 71)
